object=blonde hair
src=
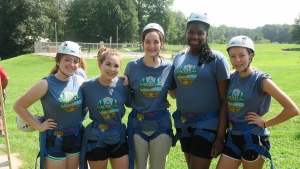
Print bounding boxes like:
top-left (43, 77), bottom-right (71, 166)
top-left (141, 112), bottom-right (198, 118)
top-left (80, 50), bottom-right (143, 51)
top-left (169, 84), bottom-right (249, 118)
top-left (97, 47), bottom-right (122, 65)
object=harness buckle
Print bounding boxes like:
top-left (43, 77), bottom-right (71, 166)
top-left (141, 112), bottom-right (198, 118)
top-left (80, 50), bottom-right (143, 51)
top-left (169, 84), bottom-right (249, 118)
top-left (54, 131), bottom-right (63, 137)
top-left (99, 124), bottom-right (108, 132)
top-left (137, 113), bottom-right (144, 121)
top-left (180, 116), bottom-right (186, 123)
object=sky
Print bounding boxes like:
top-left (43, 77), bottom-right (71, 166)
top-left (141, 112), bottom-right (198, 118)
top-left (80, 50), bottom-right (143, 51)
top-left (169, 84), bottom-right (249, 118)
top-left (171, 0), bottom-right (300, 29)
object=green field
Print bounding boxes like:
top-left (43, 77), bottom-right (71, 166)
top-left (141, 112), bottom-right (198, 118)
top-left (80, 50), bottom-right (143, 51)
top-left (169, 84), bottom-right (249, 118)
top-left (1, 43), bottom-right (300, 169)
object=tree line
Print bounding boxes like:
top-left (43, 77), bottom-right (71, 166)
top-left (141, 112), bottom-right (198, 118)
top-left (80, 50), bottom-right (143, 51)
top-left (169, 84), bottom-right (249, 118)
top-left (1, 0), bottom-right (300, 59)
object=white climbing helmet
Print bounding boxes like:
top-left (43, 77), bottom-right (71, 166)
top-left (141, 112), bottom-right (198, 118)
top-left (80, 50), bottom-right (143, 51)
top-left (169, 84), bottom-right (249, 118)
top-left (58, 41), bottom-right (81, 58)
top-left (16, 115), bottom-right (44, 132)
top-left (187, 12), bottom-right (210, 28)
top-left (227, 36), bottom-right (255, 52)
top-left (142, 23), bottom-right (164, 35)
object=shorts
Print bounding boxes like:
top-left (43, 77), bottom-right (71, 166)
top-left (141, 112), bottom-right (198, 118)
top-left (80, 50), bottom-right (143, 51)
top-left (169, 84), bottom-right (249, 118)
top-left (223, 134), bottom-right (270, 161)
top-left (45, 146), bottom-right (81, 161)
top-left (45, 127), bottom-right (84, 161)
top-left (176, 127), bottom-right (217, 159)
top-left (86, 141), bottom-right (128, 161)
top-left (46, 137), bottom-right (81, 161)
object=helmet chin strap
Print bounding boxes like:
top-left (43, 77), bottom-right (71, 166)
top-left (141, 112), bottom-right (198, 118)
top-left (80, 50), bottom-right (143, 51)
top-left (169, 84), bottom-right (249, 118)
top-left (242, 58), bottom-right (253, 73)
top-left (153, 52), bottom-right (160, 63)
top-left (58, 66), bottom-right (70, 79)
top-left (242, 64), bottom-right (249, 72)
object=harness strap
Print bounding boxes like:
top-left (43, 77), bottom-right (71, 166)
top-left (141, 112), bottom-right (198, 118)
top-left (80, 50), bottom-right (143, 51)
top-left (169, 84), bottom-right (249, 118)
top-left (131, 110), bottom-right (169, 121)
top-left (79, 123), bottom-right (91, 169)
top-left (127, 110), bottom-right (172, 169)
top-left (36, 125), bottom-right (83, 169)
top-left (127, 112), bottom-right (134, 169)
top-left (134, 128), bottom-right (173, 142)
top-left (172, 111), bottom-right (218, 145)
top-left (243, 130), bottom-right (274, 169)
top-left (35, 131), bottom-right (47, 169)
top-left (225, 131), bottom-right (242, 157)
top-left (226, 123), bottom-right (274, 169)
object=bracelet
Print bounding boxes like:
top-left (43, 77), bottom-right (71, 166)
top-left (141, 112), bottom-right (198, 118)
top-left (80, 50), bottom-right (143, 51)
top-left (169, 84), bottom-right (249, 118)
top-left (263, 120), bottom-right (266, 129)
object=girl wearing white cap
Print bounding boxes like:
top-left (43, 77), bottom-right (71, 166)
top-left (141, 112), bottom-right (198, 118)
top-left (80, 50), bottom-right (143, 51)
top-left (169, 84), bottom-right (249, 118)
top-left (170, 12), bottom-right (230, 169)
top-left (14, 41), bottom-right (85, 169)
top-left (125, 23), bottom-right (173, 169)
top-left (216, 36), bottom-right (299, 169)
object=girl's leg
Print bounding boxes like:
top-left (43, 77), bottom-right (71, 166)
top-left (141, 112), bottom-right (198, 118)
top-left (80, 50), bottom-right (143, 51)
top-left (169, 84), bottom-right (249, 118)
top-left (149, 134), bottom-right (172, 169)
top-left (134, 134), bottom-right (150, 169)
top-left (190, 155), bottom-right (211, 169)
top-left (45, 157), bottom-right (67, 169)
top-left (242, 156), bottom-right (265, 169)
top-left (184, 153), bottom-right (191, 169)
top-left (110, 155), bottom-right (129, 169)
top-left (66, 154), bottom-right (79, 169)
top-left (88, 159), bottom-right (109, 169)
top-left (216, 154), bottom-right (241, 169)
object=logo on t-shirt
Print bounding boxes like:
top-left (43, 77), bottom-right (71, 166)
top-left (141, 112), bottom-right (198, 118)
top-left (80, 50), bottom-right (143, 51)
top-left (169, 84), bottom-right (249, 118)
top-left (176, 64), bottom-right (197, 85)
top-left (227, 88), bottom-right (244, 114)
top-left (59, 90), bottom-right (82, 112)
top-left (97, 96), bottom-right (119, 120)
top-left (139, 76), bottom-right (162, 98)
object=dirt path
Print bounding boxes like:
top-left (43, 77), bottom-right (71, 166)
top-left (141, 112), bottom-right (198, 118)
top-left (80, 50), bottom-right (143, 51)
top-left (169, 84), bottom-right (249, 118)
top-left (0, 153), bottom-right (22, 169)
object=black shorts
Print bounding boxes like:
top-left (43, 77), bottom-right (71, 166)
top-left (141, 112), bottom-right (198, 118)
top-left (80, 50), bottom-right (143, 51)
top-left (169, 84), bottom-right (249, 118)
top-left (86, 141), bottom-right (128, 161)
top-left (176, 127), bottom-right (217, 159)
top-left (45, 132), bottom-right (83, 159)
top-left (223, 134), bottom-right (270, 161)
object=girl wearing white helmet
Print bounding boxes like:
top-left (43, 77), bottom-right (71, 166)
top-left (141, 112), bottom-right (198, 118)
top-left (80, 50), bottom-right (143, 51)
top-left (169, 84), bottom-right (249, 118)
top-left (79, 47), bottom-right (131, 169)
top-left (169, 12), bottom-right (230, 169)
top-left (125, 23), bottom-right (173, 169)
top-left (14, 41), bottom-right (86, 169)
top-left (216, 36), bottom-right (299, 169)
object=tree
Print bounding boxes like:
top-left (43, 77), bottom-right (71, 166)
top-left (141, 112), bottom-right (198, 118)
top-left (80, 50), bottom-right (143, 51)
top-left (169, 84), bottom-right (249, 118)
top-left (66, 0), bottom-right (138, 43)
top-left (291, 13), bottom-right (300, 44)
top-left (134, 0), bottom-right (174, 42)
top-left (42, 0), bottom-right (69, 42)
top-left (0, 0), bottom-right (50, 58)
top-left (168, 10), bottom-right (186, 45)
top-left (216, 25), bottom-right (227, 44)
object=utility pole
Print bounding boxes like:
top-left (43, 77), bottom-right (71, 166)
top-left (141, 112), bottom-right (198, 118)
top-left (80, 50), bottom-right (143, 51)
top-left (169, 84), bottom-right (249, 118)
top-left (116, 26), bottom-right (118, 50)
top-left (55, 22), bottom-right (57, 52)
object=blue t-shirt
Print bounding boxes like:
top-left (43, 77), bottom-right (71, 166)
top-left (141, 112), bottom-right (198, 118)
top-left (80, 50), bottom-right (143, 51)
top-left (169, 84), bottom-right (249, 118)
top-left (125, 57), bottom-right (173, 113)
top-left (228, 70), bottom-right (271, 136)
top-left (172, 50), bottom-right (230, 114)
top-left (80, 77), bottom-right (131, 124)
top-left (172, 50), bottom-right (230, 130)
top-left (41, 74), bottom-right (83, 130)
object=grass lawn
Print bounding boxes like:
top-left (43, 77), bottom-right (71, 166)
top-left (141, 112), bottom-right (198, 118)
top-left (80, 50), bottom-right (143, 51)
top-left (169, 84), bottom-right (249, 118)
top-left (1, 43), bottom-right (300, 169)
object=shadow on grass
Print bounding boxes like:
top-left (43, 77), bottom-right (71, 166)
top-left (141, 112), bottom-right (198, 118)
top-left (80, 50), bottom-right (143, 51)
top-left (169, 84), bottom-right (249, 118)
top-left (295, 132), bottom-right (300, 140)
top-left (290, 48), bottom-right (300, 51)
top-left (281, 48), bottom-right (300, 51)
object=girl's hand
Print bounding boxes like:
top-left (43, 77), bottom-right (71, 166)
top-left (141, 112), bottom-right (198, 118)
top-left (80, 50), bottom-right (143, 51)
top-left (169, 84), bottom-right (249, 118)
top-left (119, 75), bottom-right (129, 86)
top-left (245, 112), bottom-right (265, 128)
top-left (165, 99), bottom-right (171, 108)
top-left (211, 138), bottom-right (224, 158)
top-left (39, 119), bottom-right (57, 132)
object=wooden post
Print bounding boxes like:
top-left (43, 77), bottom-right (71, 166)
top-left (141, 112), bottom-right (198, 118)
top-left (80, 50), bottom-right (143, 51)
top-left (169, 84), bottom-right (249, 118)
top-left (0, 78), bottom-right (12, 169)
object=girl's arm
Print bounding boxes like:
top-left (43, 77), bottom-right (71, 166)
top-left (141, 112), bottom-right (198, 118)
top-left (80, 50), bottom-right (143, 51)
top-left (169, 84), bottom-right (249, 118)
top-left (246, 78), bottom-right (299, 127)
top-left (13, 79), bottom-right (57, 132)
top-left (168, 89), bottom-right (176, 99)
top-left (211, 79), bottom-right (229, 158)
